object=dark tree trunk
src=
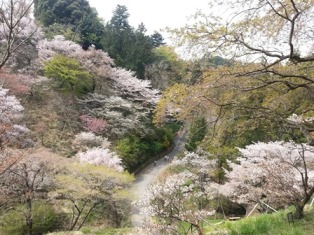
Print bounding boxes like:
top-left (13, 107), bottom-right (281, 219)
top-left (193, 224), bottom-right (204, 235)
top-left (294, 203), bottom-right (305, 219)
top-left (26, 199), bottom-right (33, 235)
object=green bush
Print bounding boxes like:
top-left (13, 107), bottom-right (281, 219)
top-left (0, 201), bottom-right (58, 235)
top-left (185, 117), bottom-right (207, 151)
top-left (44, 54), bottom-right (93, 95)
top-left (115, 126), bottom-right (175, 172)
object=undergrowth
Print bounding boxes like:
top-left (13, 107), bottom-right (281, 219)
top-left (205, 207), bottom-right (314, 235)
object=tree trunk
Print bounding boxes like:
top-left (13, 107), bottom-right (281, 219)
top-left (193, 224), bottom-right (204, 235)
top-left (294, 188), bottom-right (314, 219)
top-left (26, 199), bottom-right (33, 235)
top-left (294, 203), bottom-right (305, 219)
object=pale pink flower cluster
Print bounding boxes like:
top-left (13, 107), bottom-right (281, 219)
top-left (37, 35), bottom-right (114, 78)
top-left (74, 132), bottom-right (123, 172)
top-left (221, 141), bottom-right (314, 206)
top-left (111, 68), bottom-right (160, 104)
top-left (171, 151), bottom-right (215, 173)
top-left (79, 94), bottom-right (151, 136)
top-left (77, 147), bottom-right (123, 172)
top-left (37, 35), bottom-right (82, 63)
top-left (73, 132), bottom-right (110, 149)
top-left (0, 86), bottom-right (24, 124)
top-left (138, 151), bottom-right (217, 233)
top-left (79, 115), bottom-right (107, 134)
top-left (287, 113), bottom-right (314, 124)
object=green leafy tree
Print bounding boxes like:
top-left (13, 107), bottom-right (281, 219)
top-left (145, 45), bottom-right (186, 89)
top-left (115, 128), bottom-right (173, 172)
top-left (167, 0), bottom-right (314, 145)
top-left (101, 5), bottom-right (132, 67)
top-left (150, 31), bottom-right (165, 48)
top-left (44, 54), bottom-right (93, 94)
top-left (43, 23), bottom-right (81, 43)
top-left (127, 23), bottom-right (155, 79)
top-left (0, 202), bottom-right (58, 235)
top-left (102, 5), bottom-right (155, 79)
top-left (185, 117), bottom-right (207, 151)
top-left (34, 0), bottom-right (104, 48)
top-left (52, 163), bottom-right (133, 230)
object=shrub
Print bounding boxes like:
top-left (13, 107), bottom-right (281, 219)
top-left (0, 201), bottom-right (58, 235)
top-left (115, 126), bottom-right (174, 172)
top-left (44, 54), bottom-right (93, 94)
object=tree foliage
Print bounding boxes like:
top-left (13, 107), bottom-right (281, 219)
top-left (102, 5), bottom-right (160, 79)
top-left (138, 152), bottom-right (216, 235)
top-left (43, 54), bottom-right (93, 94)
top-left (220, 141), bottom-right (314, 218)
top-left (34, 0), bottom-right (104, 48)
top-left (185, 117), bottom-right (207, 151)
top-left (52, 162), bottom-right (133, 230)
top-left (145, 46), bottom-right (186, 90)
top-left (172, 0), bottom-right (314, 66)
top-left (115, 127), bottom-right (173, 172)
top-left (0, 201), bottom-right (58, 235)
top-left (164, 0), bottom-right (314, 145)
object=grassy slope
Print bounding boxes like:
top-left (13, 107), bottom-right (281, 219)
top-left (47, 207), bottom-right (314, 235)
top-left (204, 206), bottom-right (314, 235)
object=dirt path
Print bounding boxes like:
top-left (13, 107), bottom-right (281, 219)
top-left (130, 130), bottom-right (186, 227)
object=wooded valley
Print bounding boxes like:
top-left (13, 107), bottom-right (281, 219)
top-left (0, 0), bottom-right (313, 234)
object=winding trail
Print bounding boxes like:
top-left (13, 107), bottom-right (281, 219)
top-left (130, 130), bottom-right (186, 227)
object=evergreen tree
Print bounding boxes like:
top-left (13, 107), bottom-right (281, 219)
top-left (102, 5), bottom-right (156, 79)
top-left (34, 0), bottom-right (104, 49)
top-left (150, 31), bottom-right (165, 47)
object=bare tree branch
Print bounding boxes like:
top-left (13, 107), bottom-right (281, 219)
top-left (0, 0), bottom-right (36, 69)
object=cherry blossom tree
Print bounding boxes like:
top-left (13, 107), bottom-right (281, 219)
top-left (138, 152), bottom-right (216, 235)
top-left (79, 94), bottom-right (152, 137)
top-left (110, 68), bottom-right (160, 104)
top-left (73, 131), bottom-right (124, 172)
top-left (140, 171), bottom-right (216, 235)
top-left (79, 115), bottom-right (107, 134)
top-left (0, 86), bottom-right (24, 124)
top-left (0, 0), bottom-right (41, 70)
top-left (73, 131), bottom-right (110, 150)
top-left (0, 154), bottom-right (54, 235)
top-left (221, 141), bottom-right (314, 218)
top-left (37, 35), bottom-right (114, 91)
top-left (77, 147), bottom-right (124, 172)
top-left (0, 86), bottom-right (32, 179)
top-left (0, 86), bottom-right (30, 148)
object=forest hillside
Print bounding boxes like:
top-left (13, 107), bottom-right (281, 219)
top-left (0, 0), bottom-right (314, 235)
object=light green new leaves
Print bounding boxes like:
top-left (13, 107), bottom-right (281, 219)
top-left (44, 54), bottom-right (93, 94)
